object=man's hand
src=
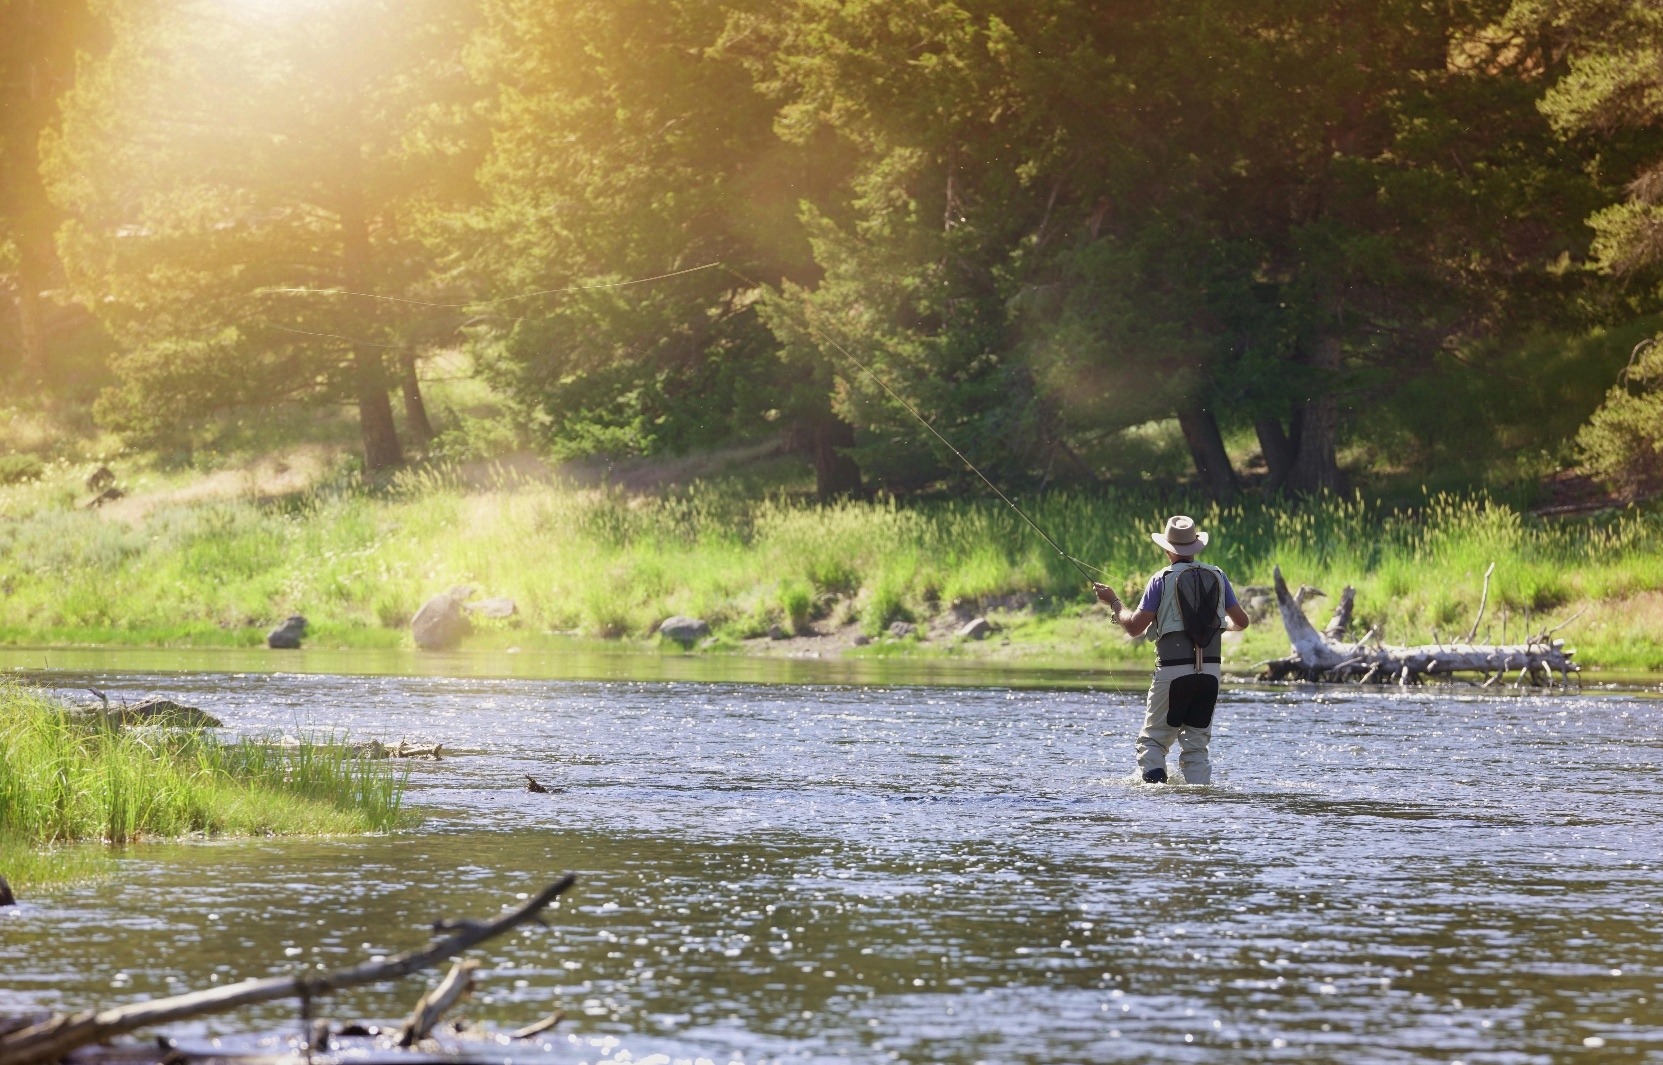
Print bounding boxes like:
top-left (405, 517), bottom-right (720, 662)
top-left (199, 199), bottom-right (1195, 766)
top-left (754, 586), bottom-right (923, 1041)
top-left (1093, 582), bottom-right (1122, 608)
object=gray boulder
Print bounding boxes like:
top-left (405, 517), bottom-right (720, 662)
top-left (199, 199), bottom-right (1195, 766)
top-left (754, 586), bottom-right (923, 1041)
top-left (116, 697), bottom-right (223, 729)
top-left (267, 615), bottom-right (307, 649)
top-left (852, 634), bottom-right (872, 646)
top-left (658, 616), bottom-right (711, 646)
top-left (767, 623), bottom-right (789, 640)
top-left (0, 873), bottom-right (13, 907)
top-left (412, 590), bottom-right (472, 650)
top-left (888, 621), bottom-right (917, 638)
top-left (466, 596), bottom-right (518, 620)
top-left (958, 617), bottom-right (993, 640)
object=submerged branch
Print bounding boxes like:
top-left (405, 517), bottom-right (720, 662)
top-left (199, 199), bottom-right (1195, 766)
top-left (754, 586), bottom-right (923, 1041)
top-left (0, 875), bottom-right (576, 1065)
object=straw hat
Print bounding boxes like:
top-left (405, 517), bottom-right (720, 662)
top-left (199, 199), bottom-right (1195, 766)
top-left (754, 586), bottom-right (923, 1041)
top-left (1151, 514), bottom-right (1208, 556)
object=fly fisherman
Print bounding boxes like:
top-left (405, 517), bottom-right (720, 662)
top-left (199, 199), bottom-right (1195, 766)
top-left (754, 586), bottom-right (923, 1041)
top-left (1094, 515), bottom-right (1251, 785)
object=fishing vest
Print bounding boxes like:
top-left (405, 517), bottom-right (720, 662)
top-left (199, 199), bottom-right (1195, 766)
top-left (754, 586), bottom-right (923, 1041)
top-left (1152, 560), bottom-right (1227, 667)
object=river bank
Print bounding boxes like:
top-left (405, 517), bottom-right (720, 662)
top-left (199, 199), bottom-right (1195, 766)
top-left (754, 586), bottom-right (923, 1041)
top-left (2, 459), bottom-right (1660, 674)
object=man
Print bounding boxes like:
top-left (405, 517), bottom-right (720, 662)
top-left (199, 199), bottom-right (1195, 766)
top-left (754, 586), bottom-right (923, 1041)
top-left (1094, 515), bottom-right (1251, 785)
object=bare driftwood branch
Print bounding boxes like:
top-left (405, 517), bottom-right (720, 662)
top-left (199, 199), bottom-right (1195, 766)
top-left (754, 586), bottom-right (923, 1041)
top-left (510, 1011), bottom-right (565, 1040)
top-left (397, 960), bottom-right (477, 1047)
top-left (0, 875), bottom-right (576, 1065)
top-left (1322, 586), bottom-right (1356, 641)
top-left (1260, 566), bottom-right (1579, 686)
top-left (1461, 562), bottom-right (1495, 644)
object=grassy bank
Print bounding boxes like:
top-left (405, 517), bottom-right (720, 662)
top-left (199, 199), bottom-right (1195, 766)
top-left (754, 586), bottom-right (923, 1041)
top-left (0, 683), bottom-right (410, 891)
top-left (1, 459), bottom-right (1660, 671)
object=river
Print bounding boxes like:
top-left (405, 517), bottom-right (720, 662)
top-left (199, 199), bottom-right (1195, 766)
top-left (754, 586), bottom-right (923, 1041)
top-left (2, 653), bottom-right (1661, 1064)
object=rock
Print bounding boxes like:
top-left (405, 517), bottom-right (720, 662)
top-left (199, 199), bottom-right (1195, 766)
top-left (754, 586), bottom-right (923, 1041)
top-left (958, 617), bottom-right (993, 640)
top-left (852, 634), bottom-right (872, 646)
top-left (525, 774), bottom-right (549, 793)
top-left (0, 873), bottom-right (14, 907)
top-left (83, 486), bottom-right (124, 508)
top-left (767, 623), bottom-right (789, 640)
top-left (267, 615), bottom-right (307, 649)
top-left (412, 591), bottom-right (471, 650)
top-left (466, 596), bottom-right (517, 620)
top-left (888, 621), bottom-right (916, 638)
top-left (85, 465), bottom-right (115, 493)
top-left (115, 697), bottom-right (223, 729)
top-left (657, 616), bottom-right (711, 646)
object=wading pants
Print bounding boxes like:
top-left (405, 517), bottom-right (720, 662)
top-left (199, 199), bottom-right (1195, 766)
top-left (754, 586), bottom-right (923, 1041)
top-left (1137, 661), bottom-right (1223, 785)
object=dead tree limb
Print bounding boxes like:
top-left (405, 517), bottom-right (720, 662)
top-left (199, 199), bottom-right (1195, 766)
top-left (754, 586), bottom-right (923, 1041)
top-left (1461, 562), bottom-right (1495, 644)
top-left (1259, 566), bottom-right (1578, 685)
top-left (397, 960), bottom-right (477, 1047)
top-left (1323, 586), bottom-right (1356, 641)
top-left (0, 875), bottom-right (576, 1065)
top-left (510, 1011), bottom-right (565, 1040)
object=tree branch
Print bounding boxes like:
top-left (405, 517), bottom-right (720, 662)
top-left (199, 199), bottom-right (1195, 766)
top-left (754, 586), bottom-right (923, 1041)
top-left (0, 875), bottom-right (576, 1065)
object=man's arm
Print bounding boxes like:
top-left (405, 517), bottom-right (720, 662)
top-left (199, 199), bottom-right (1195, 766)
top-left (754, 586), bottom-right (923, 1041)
top-left (1094, 583), bottom-right (1156, 638)
top-left (1225, 604), bottom-right (1250, 631)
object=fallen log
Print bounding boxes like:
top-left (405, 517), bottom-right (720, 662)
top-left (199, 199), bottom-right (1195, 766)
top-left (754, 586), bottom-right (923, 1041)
top-left (0, 875), bottom-right (575, 1065)
top-left (1259, 565), bottom-right (1579, 686)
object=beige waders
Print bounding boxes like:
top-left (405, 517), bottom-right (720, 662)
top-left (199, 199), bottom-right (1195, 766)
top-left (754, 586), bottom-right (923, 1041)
top-left (1139, 559), bottom-right (1228, 785)
top-left (1138, 660), bottom-right (1223, 785)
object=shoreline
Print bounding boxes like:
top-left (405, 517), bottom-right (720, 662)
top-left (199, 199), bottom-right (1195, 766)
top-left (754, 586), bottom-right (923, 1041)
top-left (4, 639), bottom-right (1660, 694)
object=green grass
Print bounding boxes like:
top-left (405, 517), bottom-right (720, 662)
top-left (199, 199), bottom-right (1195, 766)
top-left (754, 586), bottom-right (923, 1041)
top-left (0, 682), bottom-right (411, 890)
top-left (0, 458), bottom-right (1661, 672)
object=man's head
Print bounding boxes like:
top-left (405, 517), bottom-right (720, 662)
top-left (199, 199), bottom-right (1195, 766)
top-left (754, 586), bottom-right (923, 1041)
top-left (1152, 514), bottom-right (1208, 559)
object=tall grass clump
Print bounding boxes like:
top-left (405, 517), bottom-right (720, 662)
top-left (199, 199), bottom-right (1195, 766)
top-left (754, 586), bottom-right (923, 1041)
top-left (0, 683), bottom-right (410, 861)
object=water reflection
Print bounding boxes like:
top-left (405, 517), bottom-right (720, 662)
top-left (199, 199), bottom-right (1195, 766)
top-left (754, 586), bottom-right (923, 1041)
top-left (3, 670), bottom-right (1661, 1063)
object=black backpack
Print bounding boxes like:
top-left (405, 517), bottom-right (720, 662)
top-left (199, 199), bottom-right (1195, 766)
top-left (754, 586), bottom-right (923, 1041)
top-left (1174, 564), bottom-right (1223, 669)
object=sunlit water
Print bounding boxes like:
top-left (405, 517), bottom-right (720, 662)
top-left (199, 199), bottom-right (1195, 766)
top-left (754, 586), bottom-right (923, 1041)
top-left (3, 665), bottom-right (1661, 1064)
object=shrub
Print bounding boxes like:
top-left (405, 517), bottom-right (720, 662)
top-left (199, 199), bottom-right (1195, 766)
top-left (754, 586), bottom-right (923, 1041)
top-left (0, 453), bottom-right (44, 486)
top-left (1577, 337), bottom-right (1663, 499)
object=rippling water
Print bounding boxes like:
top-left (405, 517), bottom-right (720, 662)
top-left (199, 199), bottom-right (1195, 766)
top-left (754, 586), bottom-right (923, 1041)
top-left (3, 666), bottom-right (1661, 1064)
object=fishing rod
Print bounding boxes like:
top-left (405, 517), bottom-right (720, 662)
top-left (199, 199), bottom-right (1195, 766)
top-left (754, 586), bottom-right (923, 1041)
top-left (746, 270), bottom-right (1112, 590)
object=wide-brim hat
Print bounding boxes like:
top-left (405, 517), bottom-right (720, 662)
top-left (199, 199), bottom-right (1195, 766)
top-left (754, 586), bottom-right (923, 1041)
top-left (1151, 514), bottom-right (1208, 556)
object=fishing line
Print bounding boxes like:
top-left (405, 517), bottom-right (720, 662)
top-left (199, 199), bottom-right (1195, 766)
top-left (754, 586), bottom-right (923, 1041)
top-left (268, 261), bottom-right (722, 311)
top-left (268, 258), bottom-right (1114, 589)
top-left (732, 267), bottom-right (1108, 587)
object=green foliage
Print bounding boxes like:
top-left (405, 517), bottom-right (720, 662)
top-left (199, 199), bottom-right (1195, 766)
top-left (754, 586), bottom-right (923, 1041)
top-left (458, 0), bottom-right (803, 460)
top-left (9, 0), bottom-right (1663, 506)
top-left (777, 577), bottom-right (815, 634)
top-left (46, 0), bottom-right (481, 463)
top-left (1513, 0), bottom-right (1663, 277)
top-left (1577, 337), bottom-right (1663, 497)
top-left (0, 452), bottom-right (43, 484)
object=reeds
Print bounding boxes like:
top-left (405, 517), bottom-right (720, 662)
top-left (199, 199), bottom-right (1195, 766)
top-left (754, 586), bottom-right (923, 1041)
top-left (0, 683), bottom-right (409, 858)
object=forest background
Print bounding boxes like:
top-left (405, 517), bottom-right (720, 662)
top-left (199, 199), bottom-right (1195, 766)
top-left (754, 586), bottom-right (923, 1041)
top-left (3, 0), bottom-right (1663, 670)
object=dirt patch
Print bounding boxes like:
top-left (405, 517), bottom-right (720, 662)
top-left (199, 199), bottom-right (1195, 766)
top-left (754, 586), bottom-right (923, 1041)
top-left (97, 444), bottom-right (346, 522)
top-left (1533, 468), bottom-right (1630, 517)
top-left (557, 439), bottom-right (791, 494)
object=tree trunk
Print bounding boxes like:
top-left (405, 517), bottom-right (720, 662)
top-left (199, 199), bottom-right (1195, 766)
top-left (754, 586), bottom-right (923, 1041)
top-left (812, 412), bottom-right (863, 499)
top-left (11, 258), bottom-right (48, 380)
top-left (1254, 415), bottom-right (1296, 491)
top-left (1176, 400), bottom-right (1237, 504)
top-left (336, 153), bottom-right (402, 472)
top-left (1285, 339), bottom-right (1345, 495)
top-left (398, 349), bottom-right (434, 447)
top-left (3, 72), bottom-right (66, 382)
